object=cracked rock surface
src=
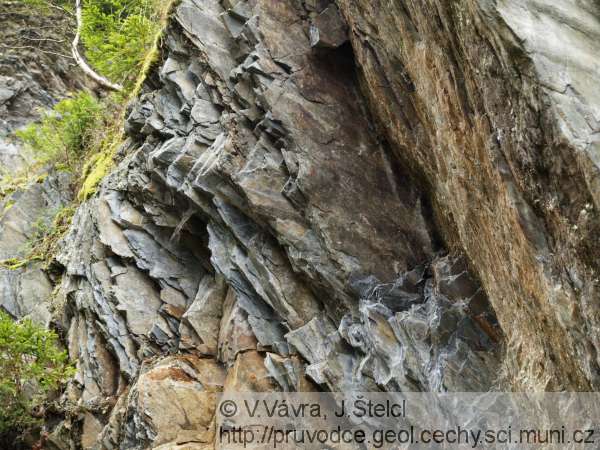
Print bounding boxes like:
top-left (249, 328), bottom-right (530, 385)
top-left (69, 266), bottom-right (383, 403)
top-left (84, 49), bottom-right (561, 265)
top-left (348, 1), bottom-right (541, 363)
top-left (2, 0), bottom-right (599, 448)
top-left (336, 0), bottom-right (600, 391)
top-left (0, 1), bottom-right (82, 327)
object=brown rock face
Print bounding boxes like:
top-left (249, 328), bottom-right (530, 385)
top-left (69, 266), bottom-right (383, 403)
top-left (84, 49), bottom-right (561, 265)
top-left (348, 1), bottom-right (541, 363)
top-left (336, 0), bottom-right (600, 390)
top-left (106, 356), bottom-right (224, 449)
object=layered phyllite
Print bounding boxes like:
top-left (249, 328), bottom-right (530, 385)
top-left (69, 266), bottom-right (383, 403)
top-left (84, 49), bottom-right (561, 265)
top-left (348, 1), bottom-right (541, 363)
top-left (2, 0), bottom-right (600, 448)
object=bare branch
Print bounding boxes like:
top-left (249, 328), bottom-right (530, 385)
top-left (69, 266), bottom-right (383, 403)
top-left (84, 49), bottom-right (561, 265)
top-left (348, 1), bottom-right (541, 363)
top-left (71, 0), bottom-right (123, 91)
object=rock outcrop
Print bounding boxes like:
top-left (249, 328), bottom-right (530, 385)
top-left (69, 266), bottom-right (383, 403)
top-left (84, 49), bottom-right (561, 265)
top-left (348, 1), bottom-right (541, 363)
top-left (0, 170), bottom-right (73, 324)
top-left (336, 0), bottom-right (600, 391)
top-left (2, 0), bottom-right (600, 448)
top-left (46, 0), bottom-right (500, 447)
top-left (0, 0), bottom-right (84, 327)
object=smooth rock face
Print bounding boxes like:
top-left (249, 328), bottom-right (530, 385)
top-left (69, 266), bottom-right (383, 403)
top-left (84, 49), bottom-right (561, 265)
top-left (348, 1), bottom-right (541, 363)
top-left (336, 0), bottom-right (600, 390)
top-left (5, 0), bottom-right (595, 447)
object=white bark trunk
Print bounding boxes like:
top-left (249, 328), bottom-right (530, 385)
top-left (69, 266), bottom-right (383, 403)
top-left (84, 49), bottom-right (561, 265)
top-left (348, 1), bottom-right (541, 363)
top-left (72, 0), bottom-right (123, 91)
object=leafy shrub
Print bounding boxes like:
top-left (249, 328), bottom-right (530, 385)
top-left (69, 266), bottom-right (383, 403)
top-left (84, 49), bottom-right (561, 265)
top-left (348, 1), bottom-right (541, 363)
top-left (16, 92), bottom-right (104, 167)
top-left (0, 311), bottom-right (74, 436)
top-left (81, 0), bottom-right (161, 86)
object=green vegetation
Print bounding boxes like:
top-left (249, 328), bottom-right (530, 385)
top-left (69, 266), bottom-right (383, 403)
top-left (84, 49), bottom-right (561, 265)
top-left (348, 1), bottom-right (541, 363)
top-left (130, 0), bottom-right (177, 97)
top-left (25, 206), bottom-right (76, 262)
top-left (18, 0), bottom-right (167, 88)
top-left (14, 89), bottom-right (121, 199)
top-left (19, 0), bottom-right (72, 14)
top-left (15, 0), bottom-right (177, 175)
top-left (0, 206), bottom-right (75, 270)
top-left (0, 174), bottom-right (34, 201)
top-left (4, 0), bottom-right (179, 273)
top-left (0, 311), bottom-right (74, 437)
top-left (78, 141), bottom-right (118, 200)
top-left (81, 0), bottom-right (162, 87)
top-left (0, 0), bottom-right (179, 441)
top-left (0, 0), bottom-right (180, 442)
top-left (16, 92), bottom-right (105, 168)
top-left (78, 0), bottom-right (179, 198)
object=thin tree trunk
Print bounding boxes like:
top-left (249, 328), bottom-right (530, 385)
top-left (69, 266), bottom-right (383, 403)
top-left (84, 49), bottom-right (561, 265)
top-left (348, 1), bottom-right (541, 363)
top-left (71, 0), bottom-right (123, 91)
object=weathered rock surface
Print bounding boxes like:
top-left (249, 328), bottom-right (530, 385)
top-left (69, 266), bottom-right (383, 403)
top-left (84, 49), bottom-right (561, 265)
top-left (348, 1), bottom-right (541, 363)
top-left (336, 0), bottom-right (600, 390)
top-left (0, 0), bottom-right (84, 328)
top-left (2, 0), bottom-right (600, 448)
top-left (46, 0), bottom-right (503, 447)
top-left (0, 171), bottom-right (73, 324)
top-left (0, 1), bottom-right (86, 171)
top-left (0, 1), bottom-right (84, 131)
